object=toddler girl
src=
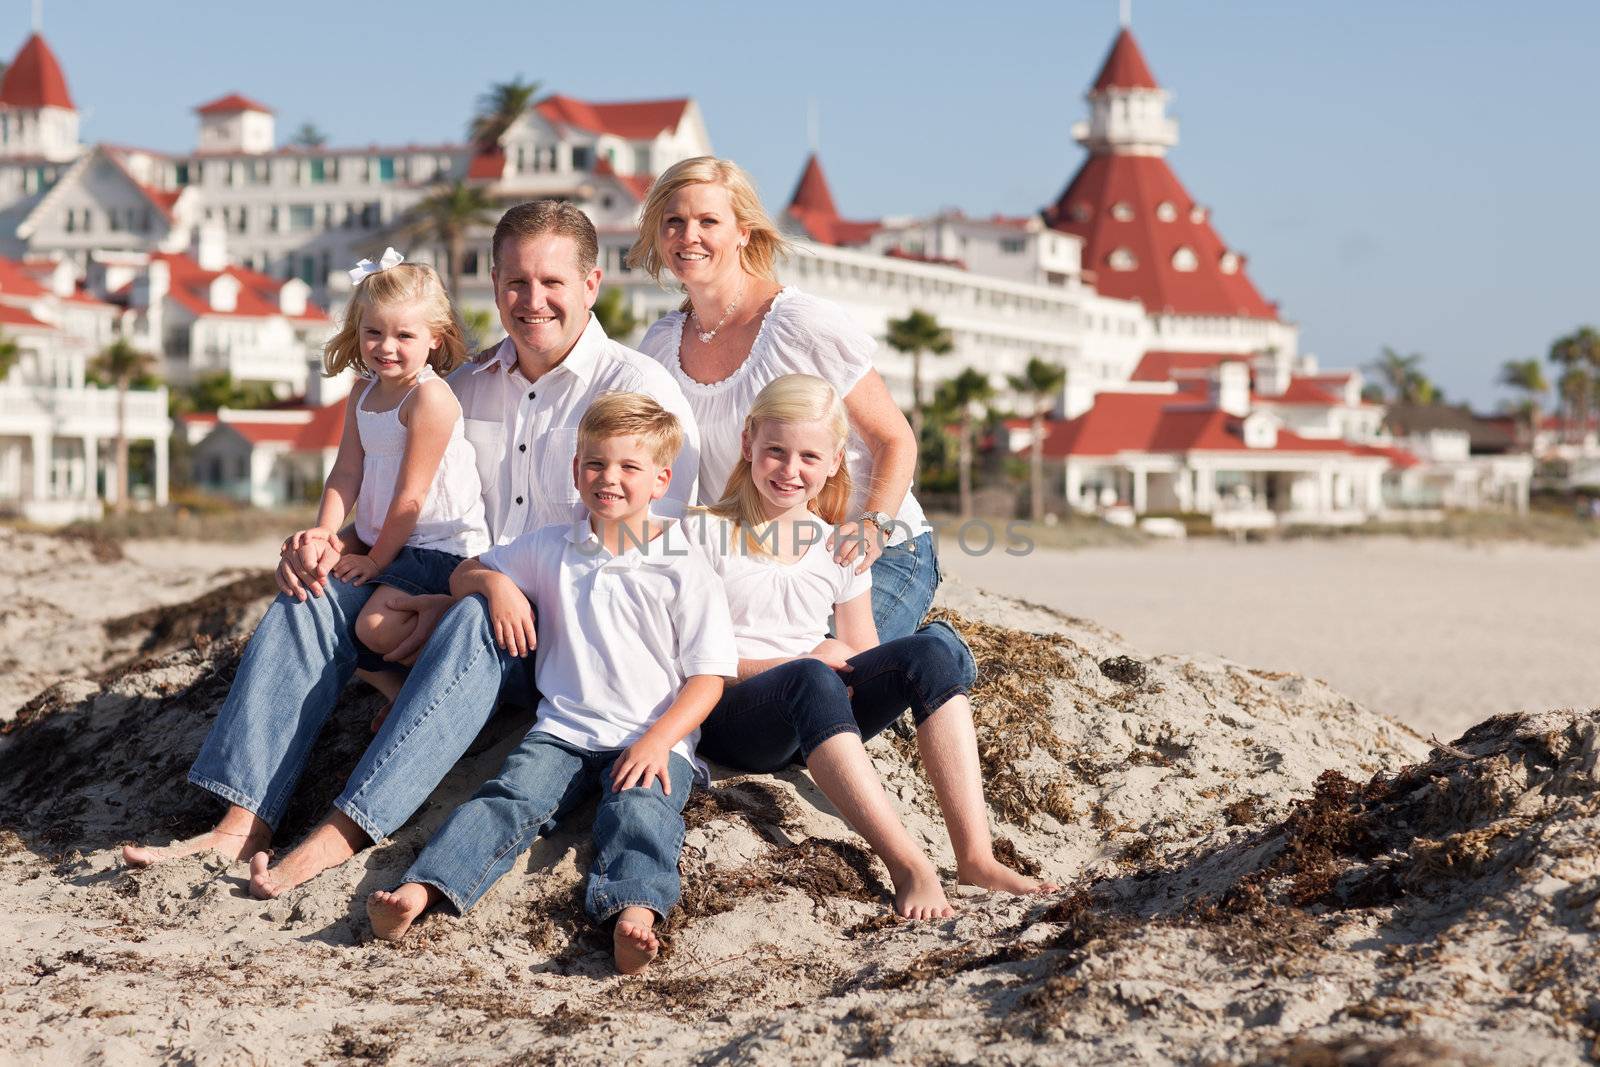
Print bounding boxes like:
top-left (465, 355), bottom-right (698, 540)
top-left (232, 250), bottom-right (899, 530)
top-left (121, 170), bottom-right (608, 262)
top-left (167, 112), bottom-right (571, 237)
top-left (289, 250), bottom-right (489, 710)
top-left (690, 373), bottom-right (1053, 918)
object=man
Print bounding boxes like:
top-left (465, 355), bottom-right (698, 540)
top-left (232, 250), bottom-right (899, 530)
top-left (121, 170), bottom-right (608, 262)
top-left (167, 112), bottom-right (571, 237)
top-left (124, 201), bottom-right (699, 878)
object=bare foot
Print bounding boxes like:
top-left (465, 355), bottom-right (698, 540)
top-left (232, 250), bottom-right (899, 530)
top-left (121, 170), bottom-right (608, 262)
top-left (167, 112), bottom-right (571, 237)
top-left (368, 883), bottom-right (438, 941)
top-left (957, 855), bottom-right (1059, 895)
top-left (122, 807), bottom-right (270, 869)
top-left (887, 859), bottom-right (955, 920)
top-left (613, 906), bottom-right (660, 974)
top-left (247, 812), bottom-right (367, 900)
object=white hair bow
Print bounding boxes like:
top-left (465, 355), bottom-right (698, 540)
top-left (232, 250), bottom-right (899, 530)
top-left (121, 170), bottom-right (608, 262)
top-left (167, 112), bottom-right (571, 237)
top-left (348, 247), bottom-right (405, 285)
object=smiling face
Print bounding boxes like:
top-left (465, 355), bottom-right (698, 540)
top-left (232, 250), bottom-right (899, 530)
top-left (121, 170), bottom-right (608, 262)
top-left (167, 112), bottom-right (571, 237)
top-left (658, 182), bottom-right (749, 289)
top-left (491, 233), bottom-right (602, 365)
top-left (359, 301), bottom-right (440, 384)
top-left (743, 417), bottom-right (844, 519)
top-left (574, 432), bottom-right (672, 526)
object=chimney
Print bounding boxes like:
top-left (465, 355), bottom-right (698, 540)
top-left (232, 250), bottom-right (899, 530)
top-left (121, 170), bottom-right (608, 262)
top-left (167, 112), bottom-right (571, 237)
top-left (1213, 360), bottom-right (1250, 417)
top-left (1252, 349), bottom-right (1288, 397)
top-left (194, 220), bottom-right (228, 271)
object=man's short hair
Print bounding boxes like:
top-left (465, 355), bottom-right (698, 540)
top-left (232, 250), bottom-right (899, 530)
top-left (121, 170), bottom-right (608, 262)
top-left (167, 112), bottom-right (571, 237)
top-left (577, 392), bottom-right (684, 468)
top-left (492, 200), bottom-right (599, 274)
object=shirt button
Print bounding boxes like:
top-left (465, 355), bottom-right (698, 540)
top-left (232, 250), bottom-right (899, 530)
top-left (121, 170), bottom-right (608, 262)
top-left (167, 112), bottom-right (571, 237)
top-left (519, 443), bottom-right (527, 452)
top-left (515, 496), bottom-right (524, 505)
top-left (527, 390), bottom-right (536, 400)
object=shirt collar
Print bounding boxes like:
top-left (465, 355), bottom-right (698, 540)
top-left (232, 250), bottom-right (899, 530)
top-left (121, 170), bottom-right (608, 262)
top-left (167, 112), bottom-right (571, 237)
top-left (470, 315), bottom-right (606, 384)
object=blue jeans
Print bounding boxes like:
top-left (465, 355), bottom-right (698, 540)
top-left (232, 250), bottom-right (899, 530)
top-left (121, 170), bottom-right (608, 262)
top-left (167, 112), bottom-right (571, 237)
top-left (698, 632), bottom-right (970, 773)
top-left (333, 594), bottom-right (533, 844)
top-left (373, 545), bottom-right (467, 597)
top-left (404, 732), bottom-right (692, 923)
top-left (189, 580), bottom-right (375, 827)
top-left (870, 530), bottom-right (977, 689)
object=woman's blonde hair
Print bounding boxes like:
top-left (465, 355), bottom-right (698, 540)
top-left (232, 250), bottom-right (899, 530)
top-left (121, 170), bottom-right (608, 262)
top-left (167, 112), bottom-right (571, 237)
top-left (627, 156), bottom-right (792, 310)
top-left (707, 374), bottom-right (852, 554)
top-left (323, 262), bottom-right (468, 379)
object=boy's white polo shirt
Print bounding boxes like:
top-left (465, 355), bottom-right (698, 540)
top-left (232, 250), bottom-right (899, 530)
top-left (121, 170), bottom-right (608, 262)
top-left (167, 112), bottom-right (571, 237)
top-left (478, 515), bottom-right (737, 780)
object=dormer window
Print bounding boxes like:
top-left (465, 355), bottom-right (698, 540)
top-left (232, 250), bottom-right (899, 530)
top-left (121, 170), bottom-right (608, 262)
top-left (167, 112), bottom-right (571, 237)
top-left (1171, 246), bottom-right (1198, 272)
top-left (1108, 248), bottom-right (1137, 271)
top-left (1219, 251), bottom-right (1239, 274)
top-left (1110, 202), bottom-right (1134, 222)
top-left (1189, 205), bottom-right (1207, 224)
top-left (1156, 201), bottom-right (1177, 222)
top-left (1070, 204), bottom-right (1092, 222)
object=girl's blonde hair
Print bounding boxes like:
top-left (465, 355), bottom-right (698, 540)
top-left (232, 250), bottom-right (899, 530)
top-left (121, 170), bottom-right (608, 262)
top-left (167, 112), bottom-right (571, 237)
top-left (323, 262), bottom-right (468, 379)
top-left (627, 156), bottom-right (792, 311)
top-left (707, 374), bottom-right (852, 554)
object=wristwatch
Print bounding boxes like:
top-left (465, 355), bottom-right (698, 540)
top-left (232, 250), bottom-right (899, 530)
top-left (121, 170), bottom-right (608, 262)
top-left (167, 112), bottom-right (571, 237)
top-left (859, 511), bottom-right (893, 532)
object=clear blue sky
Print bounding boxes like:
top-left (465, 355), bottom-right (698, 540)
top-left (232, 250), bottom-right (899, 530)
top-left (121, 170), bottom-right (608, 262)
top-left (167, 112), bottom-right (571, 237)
top-left (23, 0), bottom-right (1599, 407)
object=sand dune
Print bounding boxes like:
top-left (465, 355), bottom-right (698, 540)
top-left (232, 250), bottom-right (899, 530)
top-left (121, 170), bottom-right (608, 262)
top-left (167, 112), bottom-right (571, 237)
top-left (0, 533), bottom-right (1595, 1064)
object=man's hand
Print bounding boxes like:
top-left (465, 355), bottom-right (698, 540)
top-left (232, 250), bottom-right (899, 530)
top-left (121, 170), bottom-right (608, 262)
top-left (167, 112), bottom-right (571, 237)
top-left (277, 535), bottom-right (342, 601)
top-left (830, 520), bottom-right (885, 575)
top-left (610, 737), bottom-right (673, 794)
top-left (381, 593), bottom-right (455, 665)
top-left (482, 578), bottom-right (538, 658)
top-left (331, 553), bottom-right (381, 586)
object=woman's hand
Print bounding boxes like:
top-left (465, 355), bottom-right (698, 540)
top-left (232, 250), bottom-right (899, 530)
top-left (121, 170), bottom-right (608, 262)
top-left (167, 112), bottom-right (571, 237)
top-left (611, 738), bottom-right (674, 794)
top-left (331, 553), bottom-right (381, 586)
top-left (830, 520), bottom-right (885, 575)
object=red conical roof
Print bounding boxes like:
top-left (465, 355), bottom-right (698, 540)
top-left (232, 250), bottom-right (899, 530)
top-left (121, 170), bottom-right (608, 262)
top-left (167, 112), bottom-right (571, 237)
top-left (1091, 28), bottom-right (1160, 92)
top-left (0, 33), bottom-right (74, 109)
top-left (786, 153), bottom-right (840, 219)
top-left (1044, 153), bottom-right (1276, 320)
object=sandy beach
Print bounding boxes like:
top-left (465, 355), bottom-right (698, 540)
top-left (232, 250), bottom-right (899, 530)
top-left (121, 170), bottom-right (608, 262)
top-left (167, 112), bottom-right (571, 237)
top-left (2, 528), bottom-right (1597, 1065)
top-left (944, 536), bottom-right (1600, 740)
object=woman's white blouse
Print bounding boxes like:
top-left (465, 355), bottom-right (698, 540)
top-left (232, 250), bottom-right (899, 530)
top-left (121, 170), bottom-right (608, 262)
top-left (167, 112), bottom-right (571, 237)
top-left (639, 288), bottom-right (927, 546)
top-left (687, 514), bottom-right (871, 660)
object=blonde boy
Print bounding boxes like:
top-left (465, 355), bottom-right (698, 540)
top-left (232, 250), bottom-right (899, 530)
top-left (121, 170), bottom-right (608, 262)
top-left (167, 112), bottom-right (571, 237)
top-left (367, 393), bottom-right (735, 974)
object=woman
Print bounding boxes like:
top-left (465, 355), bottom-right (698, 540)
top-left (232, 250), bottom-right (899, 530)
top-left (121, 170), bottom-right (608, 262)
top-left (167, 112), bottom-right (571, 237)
top-left (629, 156), bottom-right (964, 659)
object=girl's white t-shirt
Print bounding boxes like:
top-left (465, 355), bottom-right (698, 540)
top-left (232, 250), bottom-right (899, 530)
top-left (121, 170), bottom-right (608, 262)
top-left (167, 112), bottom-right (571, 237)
top-left (638, 288), bottom-right (926, 546)
top-left (686, 513), bottom-right (872, 660)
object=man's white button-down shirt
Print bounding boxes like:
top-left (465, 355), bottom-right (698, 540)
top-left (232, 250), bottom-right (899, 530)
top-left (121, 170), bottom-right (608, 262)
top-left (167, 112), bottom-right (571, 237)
top-left (447, 314), bottom-right (701, 546)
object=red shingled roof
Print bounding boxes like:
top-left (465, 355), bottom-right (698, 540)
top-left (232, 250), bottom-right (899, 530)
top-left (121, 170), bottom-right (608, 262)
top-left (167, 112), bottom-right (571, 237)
top-left (534, 94), bottom-right (689, 140)
top-left (151, 252), bottom-right (329, 322)
top-left (1044, 153), bottom-right (1277, 319)
top-left (0, 304), bottom-right (54, 329)
top-left (1131, 350), bottom-right (1237, 382)
top-left (1092, 28), bottom-right (1161, 92)
top-left (467, 148), bottom-right (505, 180)
top-left (593, 156), bottom-right (654, 200)
top-left (0, 33), bottom-right (74, 110)
top-left (783, 153), bottom-right (882, 247)
top-left (195, 92), bottom-right (273, 115)
top-left (1014, 391), bottom-right (1399, 462)
top-left (0, 256), bottom-right (50, 298)
top-left (205, 397), bottom-right (347, 450)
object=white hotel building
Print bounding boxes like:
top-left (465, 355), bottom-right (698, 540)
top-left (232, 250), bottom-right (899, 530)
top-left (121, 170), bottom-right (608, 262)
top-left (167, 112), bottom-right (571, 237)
top-left (0, 25), bottom-right (1511, 523)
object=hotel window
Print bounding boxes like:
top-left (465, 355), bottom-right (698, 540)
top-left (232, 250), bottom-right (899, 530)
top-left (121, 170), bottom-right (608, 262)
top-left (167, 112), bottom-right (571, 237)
top-left (362, 201), bottom-right (381, 227)
top-left (308, 158), bottom-right (326, 183)
top-left (174, 163), bottom-right (190, 186)
top-left (1110, 202), bottom-right (1134, 222)
top-left (634, 147), bottom-right (650, 173)
top-left (235, 208), bottom-right (246, 234)
top-left (1108, 248), bottom-right (1136, 271)
top-left (1000, 237), bottom-right (1025, 254)
top-left (1172, 246), bottom-right (1198, 272)
top-left (64, 207), bottom-right (75, 233)
top-left (289, 205), bottom-right (315, 231)
top-left (1156, 201), bottom-right (1177, 222)
top-left (571, 145), bottom-right (592, 170)
top-left (461, 250), bottom-right (480, 277)
top-left (227, 162), bottom-right (240, 187)
top-left (377, 156), bottom-right (396, 182)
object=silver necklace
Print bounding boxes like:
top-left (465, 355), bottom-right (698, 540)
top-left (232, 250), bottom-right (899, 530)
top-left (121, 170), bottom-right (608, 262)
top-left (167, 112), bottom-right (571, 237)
top-left (691, 280), bottom-right (745, 344)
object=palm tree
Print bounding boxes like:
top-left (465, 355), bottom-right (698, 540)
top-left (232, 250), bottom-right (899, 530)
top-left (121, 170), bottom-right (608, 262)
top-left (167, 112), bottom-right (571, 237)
top-left (593, 287), bottom-right (637, 341)
top-left (403, 181), bottom-right (496, 298)
top-left (1548, 327), bottom-right (1600, 443)
top-left (89, 337), bottom-right (158, 513)
top-left (469, 77), bottom-right (541, 150)
top-left (460, 307), bottom-right (500, 354)
top-left (937, 367), bottom-right (994, 519)
top-left (0, 330), bottom-right (17, 383)
top-left (1007, 356), bottom-right (1067, 522)
top-left (1498, 358), bottom-right (1548, 448)
top-left (289, 122), bottom-right (328, 148)
top-left (886, 308), bottom-right (953, 443)
top-left (1367, 347), bottom-right (1438, 405)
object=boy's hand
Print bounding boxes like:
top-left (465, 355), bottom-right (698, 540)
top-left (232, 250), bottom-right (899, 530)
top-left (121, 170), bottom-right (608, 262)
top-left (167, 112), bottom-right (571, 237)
top-left (484, 577), bottom-right (537, 657)
top-left (611, 738), bottom-right (673, 794)
top-left (332, 553), bottom-right (381, 585)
